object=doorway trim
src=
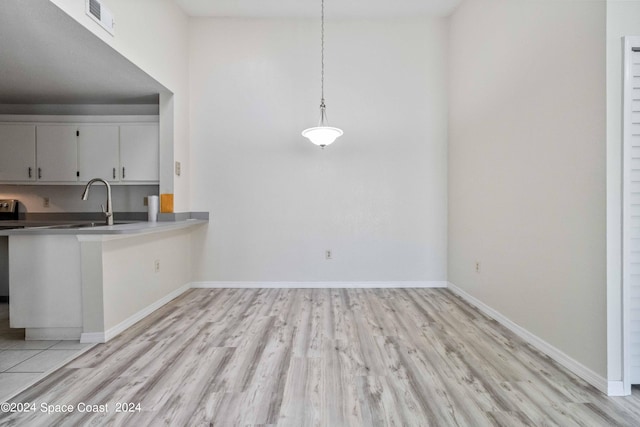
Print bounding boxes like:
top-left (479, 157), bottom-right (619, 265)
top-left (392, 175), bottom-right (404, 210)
top-left (622, 35), bottom-right (640, 396)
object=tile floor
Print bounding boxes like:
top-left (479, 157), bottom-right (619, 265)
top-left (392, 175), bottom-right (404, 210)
top-left (0, 303), bottom-right (93, 401)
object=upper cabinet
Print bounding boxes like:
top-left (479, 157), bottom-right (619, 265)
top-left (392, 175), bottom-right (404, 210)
top-left (77, 125), bottom-right (119, 182)
top-left (0, 124), bottom-right (36, 182)
top-left (120, 124), bottom-right (159, 182)
top-left (0, 118), bottom-right (159, 185)
top-left (36, 125), bottom-right (78, 182)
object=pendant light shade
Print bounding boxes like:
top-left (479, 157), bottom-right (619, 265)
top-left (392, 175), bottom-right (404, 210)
top-left (302, 0), bottom-right (342, 148)
top-left (302, 126), bottom-right (343, 148)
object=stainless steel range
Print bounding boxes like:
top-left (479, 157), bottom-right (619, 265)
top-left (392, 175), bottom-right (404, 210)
top-left (0, 199), bottom-right (19, 302)
top-left (0, 199), bottom-right (19, 225)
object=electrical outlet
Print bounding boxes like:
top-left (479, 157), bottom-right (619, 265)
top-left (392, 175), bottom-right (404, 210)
top-left (154, 259), bottom-right (160, 273)
top-left (43, 197), bottom-right (50, 208)
top-left (475, 261), bottom-right (480, 273)
top-left (325, 250), bottom-right (332, 260)
top-left (175, 161), bottom-right (181, 176)
top-left (143, 196), bottom-right (148, 206)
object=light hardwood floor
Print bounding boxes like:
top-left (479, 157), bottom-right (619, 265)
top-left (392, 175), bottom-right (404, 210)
top-left (0, 288), bottom-right (639, 426)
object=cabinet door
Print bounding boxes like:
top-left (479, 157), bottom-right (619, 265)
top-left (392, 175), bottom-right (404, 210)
top-left (78, 125), bottom-right (119, 182)
top-left (120, 124), bottom-right (159, 182)
top-left (0, 124), bottom-right (36, 181)
top-left (36, 125), bottom-right (78, 182)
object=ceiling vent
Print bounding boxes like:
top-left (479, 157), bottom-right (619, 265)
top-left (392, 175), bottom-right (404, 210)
top-left (85, 0), bottom-right (115, 36)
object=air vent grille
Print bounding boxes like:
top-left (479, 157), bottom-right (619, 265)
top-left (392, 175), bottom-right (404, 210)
top-left (89, 0), bottom-right (101, 20)
top-left (85, 0), bottom-right (115, 36)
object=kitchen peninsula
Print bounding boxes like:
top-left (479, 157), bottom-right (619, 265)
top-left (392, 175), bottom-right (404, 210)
top-left (0, 217), bottom-right (207, 343)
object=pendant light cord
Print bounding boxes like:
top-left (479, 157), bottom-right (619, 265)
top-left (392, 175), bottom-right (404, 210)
top-left (321, 0), bottom-right (325, 103)
top-left (319, 0), bottom-right (327, 126)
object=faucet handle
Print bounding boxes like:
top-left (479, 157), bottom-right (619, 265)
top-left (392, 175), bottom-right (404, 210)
top-left (101, 204), bottom-right (106, 215)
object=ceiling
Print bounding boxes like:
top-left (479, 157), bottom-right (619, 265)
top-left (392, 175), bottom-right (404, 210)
top-left (0, 0), bottom-right (460, 106)
top-left (0, 0), bottom-right (165, 105)
top-left (174, 0), bottom-right (463, 18)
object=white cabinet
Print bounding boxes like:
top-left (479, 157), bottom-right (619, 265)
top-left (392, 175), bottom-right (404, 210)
top-left (36, 125), bottom-right (78, 182)
top-left (78, 125), bottom-right (120, 182)
top-left (0, 119), bottom-right (159, 185)
top-left (0, 124), bottom-right (36, 181)
top-left (9, 235), bottom-right (83, 335)
top-left (120, 124), bottom-right (159, 182)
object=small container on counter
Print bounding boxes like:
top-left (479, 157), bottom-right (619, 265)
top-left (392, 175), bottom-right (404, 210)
top-left (148, 195), bottom-right (159, 222)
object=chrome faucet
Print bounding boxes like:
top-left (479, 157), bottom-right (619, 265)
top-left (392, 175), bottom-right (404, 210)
top-left (81, 178), bottom-right (113, 226)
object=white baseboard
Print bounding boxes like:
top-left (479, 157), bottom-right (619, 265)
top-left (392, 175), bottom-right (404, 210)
top-left (607, 381), bottom-right (626, 396)
top-left (26, 327), bottom-right (82, 341)
top-left (190, 281), bottom-right (448, 289)
top-left (80, 331), bottom-right (105, 344)
top-left (80, 283), bottom-right (191, 344)
top-left (447, 282), bottom-right (609, 395)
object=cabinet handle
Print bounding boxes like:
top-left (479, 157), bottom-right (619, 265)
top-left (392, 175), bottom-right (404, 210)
top-left (38, 168), bottom-right (42, 179)
top-left (122, 167), bottom-right (125, 179)
top-left (113, 168), bottom-right (116, 179)
top-left (28, 167), bottom-right (32, 178)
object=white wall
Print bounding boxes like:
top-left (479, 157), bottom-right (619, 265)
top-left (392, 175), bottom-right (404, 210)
top-left (606, 0), bottom-right (640, 387)
top-left (189, 18), bottom-right (448, 282)
top-left (101, 229), bottom-right (192, 331)
top-left (448, 0), bottom-right (607, 378)
top-left (48, 0), bottom-right (190, 211)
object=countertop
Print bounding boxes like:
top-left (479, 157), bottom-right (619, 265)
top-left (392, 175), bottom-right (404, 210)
top-left (0, 219), bottom-right (208, 236)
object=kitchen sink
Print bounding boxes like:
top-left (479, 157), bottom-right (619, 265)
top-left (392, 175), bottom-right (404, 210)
top-left (43, 221), bottom-right (137, 229)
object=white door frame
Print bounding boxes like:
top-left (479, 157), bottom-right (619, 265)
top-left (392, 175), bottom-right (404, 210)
top-left (622, 35), bottom-right (640, 395)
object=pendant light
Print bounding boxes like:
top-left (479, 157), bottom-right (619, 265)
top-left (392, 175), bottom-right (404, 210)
top-left (301, 0), bottom-right (343, 148)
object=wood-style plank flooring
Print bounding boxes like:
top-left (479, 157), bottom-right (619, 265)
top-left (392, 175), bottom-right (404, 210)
top-left (1, 288), bottom-right (639, 426)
